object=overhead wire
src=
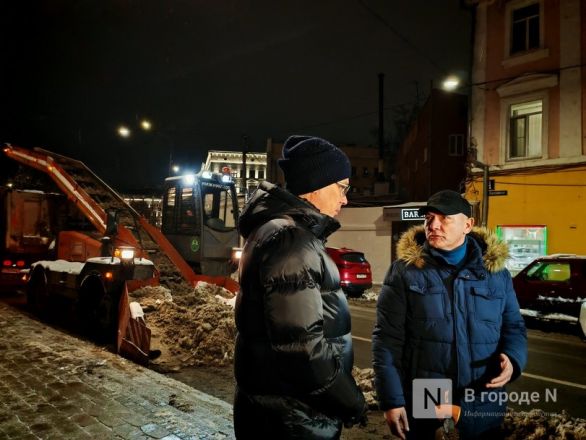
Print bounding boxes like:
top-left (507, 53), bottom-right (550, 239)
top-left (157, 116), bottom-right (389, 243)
top-left (294, 0), bottom-right (452, 135)
top-left (356, 0), bottom-right (448, 75)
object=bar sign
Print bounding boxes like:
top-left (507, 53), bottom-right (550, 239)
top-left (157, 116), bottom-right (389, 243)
top-left (401, 208), bottom-right (425, 221)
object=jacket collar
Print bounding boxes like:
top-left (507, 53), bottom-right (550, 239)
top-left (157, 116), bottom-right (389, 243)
top-left (396, 225), bottom-right (510, 273)
top-left (238, 181), bottom-right (340, 240)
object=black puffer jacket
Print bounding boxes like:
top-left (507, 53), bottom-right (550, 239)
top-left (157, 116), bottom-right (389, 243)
top-left (234, 182), bottom-right (366, 439)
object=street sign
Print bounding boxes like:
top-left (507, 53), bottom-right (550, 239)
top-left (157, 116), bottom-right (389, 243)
top-left (401, 208), bottom-right (425, 221)
top-left (489, 190), bottom-right (508, 196)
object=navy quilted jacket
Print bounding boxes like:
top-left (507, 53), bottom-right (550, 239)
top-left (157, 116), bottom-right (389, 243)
top-left (372, 226), bottom-right (527, 431)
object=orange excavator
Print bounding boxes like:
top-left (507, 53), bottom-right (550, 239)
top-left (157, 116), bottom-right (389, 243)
top-left (1, 143), bottom-right (239, 364)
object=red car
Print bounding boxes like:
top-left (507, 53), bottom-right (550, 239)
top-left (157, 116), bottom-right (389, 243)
top-left (513, 254), bottom-right (586, 337)
top-left (326, 247), bottom-right (372, 297)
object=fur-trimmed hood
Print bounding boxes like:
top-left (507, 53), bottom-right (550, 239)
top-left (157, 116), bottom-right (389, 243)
top-left (396, 226), bottom-right (509, 273)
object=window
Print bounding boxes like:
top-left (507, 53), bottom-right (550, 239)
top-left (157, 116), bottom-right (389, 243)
top-left (258, 169), bottom-right (264, 179)
top-left (201, 182), bottom-right (237, 230)
top-left (248, 169), bottom-right (255, 179)
top-left (527, 262), bottom-right (571, 282)
top-left (448, 134), bottom-right (464, 156)
top-left (166, 187), bottom-right (176, 206)
top-left (511, 3), bottom-right (540, 55)
top-left (509, 100), bottom-right (542, 159)
top-left (179, 188), bottom-right (197, 230)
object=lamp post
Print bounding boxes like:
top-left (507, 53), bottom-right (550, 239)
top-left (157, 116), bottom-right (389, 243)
top-left (467, 146), bottom-right (490, 228)
top-left (441, 75), bottom-right (490, 228)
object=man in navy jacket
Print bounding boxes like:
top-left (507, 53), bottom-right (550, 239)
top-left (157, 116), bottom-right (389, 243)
top-left (372, 190), bottom-right (527, 439)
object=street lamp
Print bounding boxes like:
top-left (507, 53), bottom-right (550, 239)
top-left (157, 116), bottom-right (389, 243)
top-left (442, 75), bottom-right (460, 91)
top-left (116, 118), bottom-right (176, 177)
top-left (441, 74), bottom-right (489, 227)
top-left (117, 125), bottom-right (131, 138)
top-left (140, 119), bottom-right (152, 131)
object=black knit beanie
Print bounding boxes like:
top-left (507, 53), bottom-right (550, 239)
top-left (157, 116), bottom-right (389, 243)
top-left (277, 135), bottom-right (351, 196)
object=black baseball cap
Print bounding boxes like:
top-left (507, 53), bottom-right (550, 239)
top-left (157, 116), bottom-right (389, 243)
top-left (418, 190), bottom-right (472, 217)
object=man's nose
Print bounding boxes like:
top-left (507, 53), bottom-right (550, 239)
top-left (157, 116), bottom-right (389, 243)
top-left (427, 217), bottom-right (441, 229)
top-left (341, 195), bottom-right (348, 206)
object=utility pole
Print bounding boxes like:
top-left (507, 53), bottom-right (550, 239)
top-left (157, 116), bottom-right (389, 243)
top-left (242, 135), bottom-right (248, 201)
top-left (466, 1), bottom-right (489, 228)
top-left (467, 144), bottom-right (489, 228)
top-left (378, 73), bottom-right (385, 180)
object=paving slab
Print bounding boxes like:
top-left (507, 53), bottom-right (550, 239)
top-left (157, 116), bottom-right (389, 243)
top-left (0, 303), bottom-right (234, 439)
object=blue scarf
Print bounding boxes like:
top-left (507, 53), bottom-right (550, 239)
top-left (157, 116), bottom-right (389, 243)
top-left (434, 237), bottom-right (468, 266)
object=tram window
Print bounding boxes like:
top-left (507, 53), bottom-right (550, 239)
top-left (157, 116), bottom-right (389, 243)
top-left (179, 187), bottom-right (197, 231)
top-left (166, 187), bottom-right (176, 206)
top-left (202, 185), bottom-right (236, 231)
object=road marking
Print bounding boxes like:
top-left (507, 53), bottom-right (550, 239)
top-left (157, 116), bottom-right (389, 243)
top-left (528, 347), bottom-right (584, 362)
top-left (521, 373), bottom-right (586, 390)
top-left (351, 337), bottom-right (586, 390)
top-left (352, 335), bottom-right (372, 343)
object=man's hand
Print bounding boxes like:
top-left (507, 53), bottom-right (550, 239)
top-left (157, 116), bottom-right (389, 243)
top-left (384, 407), bottom-right (410, 440)
top-left (486, 353), bottom-right (514, 388)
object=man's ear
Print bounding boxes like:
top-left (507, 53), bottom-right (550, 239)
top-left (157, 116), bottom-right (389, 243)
top-left (466, 216), bottom-right (475, 232)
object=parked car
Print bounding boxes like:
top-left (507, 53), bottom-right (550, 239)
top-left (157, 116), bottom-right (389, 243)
top-left (326, 247), bottom-right (372, 297)
top-left (513, 254), bottom-right (586, 336)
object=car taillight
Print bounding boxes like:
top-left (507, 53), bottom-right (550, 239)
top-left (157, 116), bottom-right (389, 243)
top-left (2, 259), bottom-right (11, 267)
top-left (16, 260), bottom-right (25, 268)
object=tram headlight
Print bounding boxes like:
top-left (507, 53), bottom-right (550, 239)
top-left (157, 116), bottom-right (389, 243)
top-left (182, 174), bottom-right (196, 185)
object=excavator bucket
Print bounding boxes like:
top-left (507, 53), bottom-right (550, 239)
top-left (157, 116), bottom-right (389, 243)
top-left (116, 284), bottom-right (151, 365)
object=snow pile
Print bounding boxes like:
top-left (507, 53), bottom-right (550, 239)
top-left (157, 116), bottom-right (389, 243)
top-left (352, 367), bottom-right (378, 409)
top-left (129, 282), bottom-right (237, 372)
top-left (361, 289), bottom-right (380, 302)
top-left (537, 295), bottom-right (585, 304)
top-left (503, 409), bottom-right (586, 439)
top-left (31, 259), bottom-right (85, 274)
top-left (347, 287), bottom-right (379, 304)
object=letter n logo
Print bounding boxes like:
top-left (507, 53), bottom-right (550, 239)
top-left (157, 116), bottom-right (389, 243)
top-left (412, 379), bottom-right (452, 419)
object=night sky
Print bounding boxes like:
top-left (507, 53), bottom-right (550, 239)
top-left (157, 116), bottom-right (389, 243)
top-left (1, 1), bottom-right (471, 192)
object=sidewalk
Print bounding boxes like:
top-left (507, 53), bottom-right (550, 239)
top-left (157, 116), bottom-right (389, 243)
top-left (0, 303), bottom-right (234, 440)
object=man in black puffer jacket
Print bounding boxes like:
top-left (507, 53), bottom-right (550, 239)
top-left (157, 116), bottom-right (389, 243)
top-left (233, 136), bottom-right (367, 439)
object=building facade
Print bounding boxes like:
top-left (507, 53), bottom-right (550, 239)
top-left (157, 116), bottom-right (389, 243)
top-left (395, 88), bottom-right (469, 202)
top-left (466, 0), bottom-right (586, 264)
top-left (203, 150), bottom-right (267, 196)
